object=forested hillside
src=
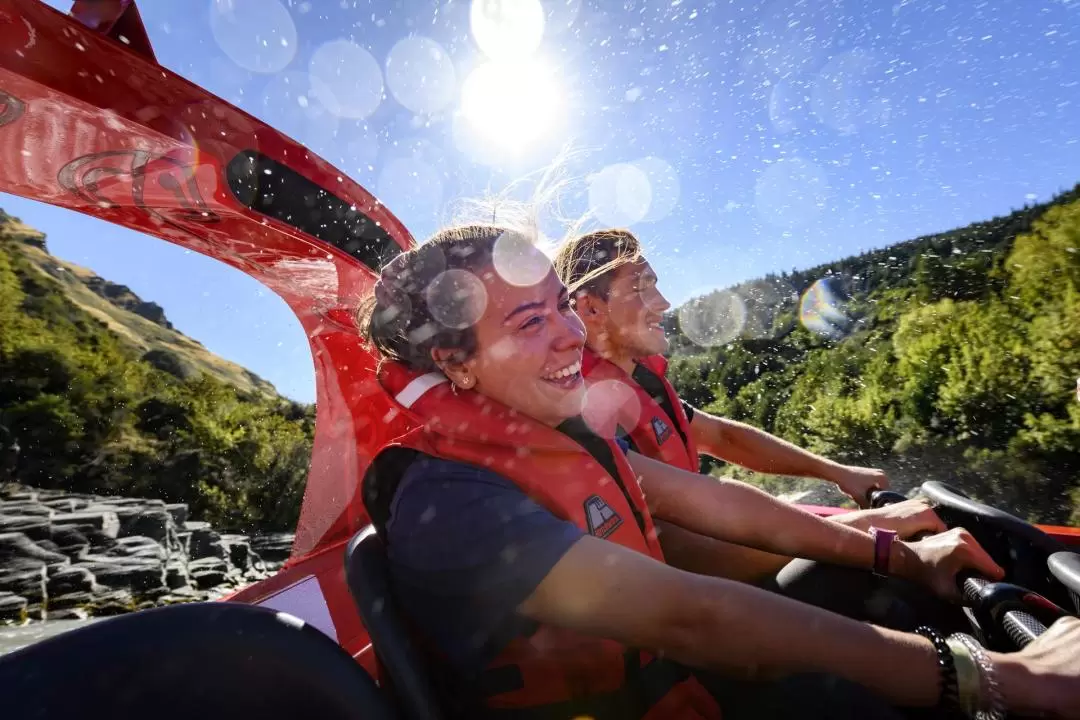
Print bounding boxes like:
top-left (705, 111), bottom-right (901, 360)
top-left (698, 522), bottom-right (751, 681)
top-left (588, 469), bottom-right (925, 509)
top-left (0, 209), bottom-right (313, 533)
top-left (666, 187), bottom-right (1080, 526)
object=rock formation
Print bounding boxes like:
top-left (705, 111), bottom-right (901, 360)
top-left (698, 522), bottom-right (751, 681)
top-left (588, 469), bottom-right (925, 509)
top-left (0, 483), bottom-right (293, 624)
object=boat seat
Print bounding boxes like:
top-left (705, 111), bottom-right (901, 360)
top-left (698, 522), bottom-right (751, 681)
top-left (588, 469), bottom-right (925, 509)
top-left (0, 601), bottom-right (399, 720)
top-left (1049, 551), bottom-right (1080, 613)
top-left (345, 526), bottom-right (446, 720)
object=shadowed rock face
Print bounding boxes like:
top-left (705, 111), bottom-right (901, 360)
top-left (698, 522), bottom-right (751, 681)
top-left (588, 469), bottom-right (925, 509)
top-left (141, 349), bottom-right (198, 381)
top-left (82, 276), bottom-right (174, 330)
top-left (0, 483), bottom-right (294, 624)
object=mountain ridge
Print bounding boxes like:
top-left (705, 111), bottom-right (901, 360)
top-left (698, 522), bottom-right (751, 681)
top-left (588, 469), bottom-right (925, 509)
top-left (666, 185), bottom-right (1080, 354)
top-left (0, 209), bottom-right (278, 398)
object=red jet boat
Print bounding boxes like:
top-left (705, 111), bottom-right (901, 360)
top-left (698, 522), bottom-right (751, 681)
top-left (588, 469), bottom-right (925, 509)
top-left (0, 4), bottom-right (1078, 718)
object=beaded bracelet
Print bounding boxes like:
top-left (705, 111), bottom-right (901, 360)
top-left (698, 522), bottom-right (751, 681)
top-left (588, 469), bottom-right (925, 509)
top-left (914, 625), bottom-right (960, 713)
top-left (949, 633), bottom-right (1007, 720)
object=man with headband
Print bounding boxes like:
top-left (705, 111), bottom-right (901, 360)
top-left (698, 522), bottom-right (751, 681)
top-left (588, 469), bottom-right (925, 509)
top-left (554, 229), bottom-right (946, 582)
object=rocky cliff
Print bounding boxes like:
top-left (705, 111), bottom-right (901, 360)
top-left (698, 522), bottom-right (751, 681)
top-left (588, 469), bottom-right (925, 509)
top-left (0, 483), bottom-right (293, 624)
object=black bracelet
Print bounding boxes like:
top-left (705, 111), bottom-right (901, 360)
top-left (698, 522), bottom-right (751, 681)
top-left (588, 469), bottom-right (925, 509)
top-left (914, 625), bottom-right (961, 715)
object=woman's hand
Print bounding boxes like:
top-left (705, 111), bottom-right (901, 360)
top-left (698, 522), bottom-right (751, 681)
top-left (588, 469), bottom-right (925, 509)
top-left (892, 527), bottom-right (1004, 601)
top-left (836, 497), bottom-right (947, 539)
top-left (994, 617), bottom-right (1080, 719)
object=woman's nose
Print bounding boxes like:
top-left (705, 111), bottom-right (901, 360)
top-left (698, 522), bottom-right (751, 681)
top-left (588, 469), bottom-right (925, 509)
top-left (553, 313), bottom-right (586, 350)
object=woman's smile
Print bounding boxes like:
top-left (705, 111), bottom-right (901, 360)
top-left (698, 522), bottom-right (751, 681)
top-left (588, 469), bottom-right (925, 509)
top-left (541, 359), bottom-right (583, 390)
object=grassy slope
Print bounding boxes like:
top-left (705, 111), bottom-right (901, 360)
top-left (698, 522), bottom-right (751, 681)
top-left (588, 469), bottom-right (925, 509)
top-left (3, 214), bottom-right (278, 398)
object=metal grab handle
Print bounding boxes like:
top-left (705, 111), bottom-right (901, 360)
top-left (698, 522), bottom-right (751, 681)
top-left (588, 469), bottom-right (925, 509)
top-left (959, 574), bottom-right (1053, 649)
top-left (1002, 611), bottom-right (1047, 649)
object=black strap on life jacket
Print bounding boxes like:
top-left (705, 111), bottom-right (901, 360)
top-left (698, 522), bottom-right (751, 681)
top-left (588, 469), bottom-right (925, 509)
top-left (555, 415), bottom-right (648, 538)
top-left (631, 363), bottom-right (690, 449)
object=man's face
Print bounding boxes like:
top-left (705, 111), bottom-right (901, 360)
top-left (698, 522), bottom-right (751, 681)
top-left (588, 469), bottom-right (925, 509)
top-left (595, 259), bottom-right (671, 358)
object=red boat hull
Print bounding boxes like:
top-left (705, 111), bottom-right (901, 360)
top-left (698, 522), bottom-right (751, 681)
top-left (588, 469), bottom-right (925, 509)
top-left (0, 0), bottom-right (1076, 678)
top-left (0, 0), bottom-right (409, 671)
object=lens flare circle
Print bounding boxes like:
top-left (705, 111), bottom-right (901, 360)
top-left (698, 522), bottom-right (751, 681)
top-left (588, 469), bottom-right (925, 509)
top-left (634, 156), bottom-right (680, 223)
top-left (426, 269), bottom-right (489, 330)
top-left (209, 0), bottom-right (298, 74)
top-left (582, 379), bottom-right (642, 437)
top-left (386, 36), bottom-right (458, 115)
top-left (677, 290), bottom-right (747, 348)
top-left (736, 277), bottom-right (799, 339)
top-left (309, 39), bottom-right (384, 120)
top-left (798, 278), bottom-right (850, 338)
top-left (261, 72), bottom-right (339, 152)
top-left (588, 163), bottom-right (652, 227)
top-left (493, 233), bottom-right (552, 287)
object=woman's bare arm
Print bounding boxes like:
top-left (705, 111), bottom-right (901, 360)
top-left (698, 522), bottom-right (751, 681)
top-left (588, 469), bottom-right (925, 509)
top-left (629, 450), bottom-right (887, 569)
top-left (520, 535), bottom-right (1079, 716)
top-left (521, 535), bottom-right (942, 706)
top-left (655, 519), bottom-right (791, 583)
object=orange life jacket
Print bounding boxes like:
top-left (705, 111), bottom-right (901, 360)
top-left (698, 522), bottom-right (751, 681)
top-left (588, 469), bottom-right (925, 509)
top-left (581, 348), bottom-right (700, 473)
top-left (363, 362), bottom-right (722, 720)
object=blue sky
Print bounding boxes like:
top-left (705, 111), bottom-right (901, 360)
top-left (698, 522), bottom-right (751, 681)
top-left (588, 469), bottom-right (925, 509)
top-left (3, 0), bottom-right (1078, 403)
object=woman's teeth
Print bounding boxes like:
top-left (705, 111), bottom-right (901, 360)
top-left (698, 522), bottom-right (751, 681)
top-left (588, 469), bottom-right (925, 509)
top-left (543, 361), bottom-right (582, 381)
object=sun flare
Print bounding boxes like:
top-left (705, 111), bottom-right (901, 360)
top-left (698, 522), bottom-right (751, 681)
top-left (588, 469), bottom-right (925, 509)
top-left (460, 60), bottom-right (564, 156)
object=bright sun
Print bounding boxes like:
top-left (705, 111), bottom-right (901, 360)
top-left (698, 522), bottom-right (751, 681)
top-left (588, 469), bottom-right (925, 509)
top-left (461, 60), bottom-right (563, 156)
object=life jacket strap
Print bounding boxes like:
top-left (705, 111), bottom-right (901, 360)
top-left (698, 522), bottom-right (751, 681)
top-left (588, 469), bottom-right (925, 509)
top-left (395, 372), bottom-right (449, 408)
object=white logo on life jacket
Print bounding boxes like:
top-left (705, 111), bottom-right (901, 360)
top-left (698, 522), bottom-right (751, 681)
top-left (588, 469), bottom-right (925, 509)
top-left (651, 416), bottom-right (672, 445)
top-left (584, 495), bottom-right (623, 538)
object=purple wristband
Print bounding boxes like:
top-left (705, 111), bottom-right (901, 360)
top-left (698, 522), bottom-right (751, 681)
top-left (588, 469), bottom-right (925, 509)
top-left (870, 526), bottom-right (897, 576)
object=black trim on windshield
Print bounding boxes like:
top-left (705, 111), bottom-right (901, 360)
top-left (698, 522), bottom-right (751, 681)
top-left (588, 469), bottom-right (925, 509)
top-left (225, 150), bottom-right (401, 272)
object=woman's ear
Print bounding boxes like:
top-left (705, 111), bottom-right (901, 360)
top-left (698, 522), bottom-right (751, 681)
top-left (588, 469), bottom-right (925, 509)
top-left (430, 347), bottom-right (476, 389)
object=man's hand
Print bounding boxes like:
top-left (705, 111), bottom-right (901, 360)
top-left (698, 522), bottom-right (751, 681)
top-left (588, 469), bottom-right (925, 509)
top-left (893, 527), bottom-right (1004, 601)
top-left (827, 464), bottom-right (890, 506)
top-left (994, 616), bottom-right (1080, 719)
top-left (835, 497), bottom-right (947, 539)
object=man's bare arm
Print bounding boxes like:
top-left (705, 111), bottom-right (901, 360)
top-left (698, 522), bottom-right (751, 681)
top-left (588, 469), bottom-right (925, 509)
top-left (629, 450), bottom-right (883, 569)
top-left (689, 410), bottom-right (843, 480)
top-left (688, 409), bottom-right (889, 502)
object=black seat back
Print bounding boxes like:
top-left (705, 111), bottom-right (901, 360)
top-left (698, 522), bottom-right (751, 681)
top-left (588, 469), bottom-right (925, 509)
top-left (345, 526), bottom-right (446, 720)
top-left (0, 601), bottom-right (398, 720)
